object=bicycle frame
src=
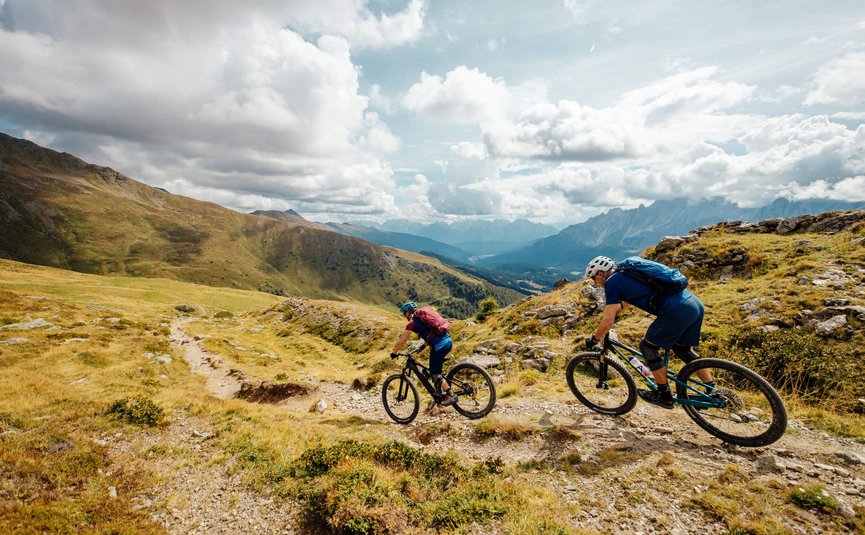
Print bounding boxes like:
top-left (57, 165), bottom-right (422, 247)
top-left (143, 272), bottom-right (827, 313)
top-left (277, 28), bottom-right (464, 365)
top-left (397, 352), bottom-right (444, 403)
top-left (600, 335), bottom-right (724, 410)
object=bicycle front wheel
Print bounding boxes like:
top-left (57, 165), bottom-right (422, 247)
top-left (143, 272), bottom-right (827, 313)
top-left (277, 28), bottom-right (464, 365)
top-left (446, 363), bottom-right (496, 419)
top-left (676, 358), bottom-right (787, 447)
top-left (566, 352), bottom-right (637, 415)
top-left (382, 374), bottom-right (420, 424)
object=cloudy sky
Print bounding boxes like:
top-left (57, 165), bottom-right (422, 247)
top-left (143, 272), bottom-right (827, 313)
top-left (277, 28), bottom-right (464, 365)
top-left (1, 1), bottom-right (864, 226)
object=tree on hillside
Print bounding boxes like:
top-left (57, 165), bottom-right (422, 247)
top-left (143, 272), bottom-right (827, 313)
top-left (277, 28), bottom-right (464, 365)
top-left (475, 297), bottom-right (499, 322)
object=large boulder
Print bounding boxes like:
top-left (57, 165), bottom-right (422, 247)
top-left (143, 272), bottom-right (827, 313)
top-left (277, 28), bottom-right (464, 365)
top-left (815, 315), bottom-right (847, 337)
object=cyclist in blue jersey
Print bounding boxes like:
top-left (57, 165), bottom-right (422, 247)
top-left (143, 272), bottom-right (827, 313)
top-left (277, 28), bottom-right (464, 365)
top-left (390, 301), bottom-right (458, 406)
top-left (583, 256), bottom-right (713, 409)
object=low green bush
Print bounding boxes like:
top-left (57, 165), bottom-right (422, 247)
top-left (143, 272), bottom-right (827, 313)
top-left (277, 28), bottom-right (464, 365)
top-left (107, 397), bottom-right (164, 427)
top-left (789, 485), bottom-right (837, 513)
top-left (290, 440), bottom-right (509, 534)
top-left (717, 327), bottom-right (845, 405)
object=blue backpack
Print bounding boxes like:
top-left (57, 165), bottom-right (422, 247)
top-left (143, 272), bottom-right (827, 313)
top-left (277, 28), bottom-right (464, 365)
top-left (616, 257), bottom-right (688, 311)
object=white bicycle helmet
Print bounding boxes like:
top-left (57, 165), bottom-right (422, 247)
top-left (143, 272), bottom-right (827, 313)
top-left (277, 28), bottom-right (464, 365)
top-left (585, 256), bottom-right (616, 279)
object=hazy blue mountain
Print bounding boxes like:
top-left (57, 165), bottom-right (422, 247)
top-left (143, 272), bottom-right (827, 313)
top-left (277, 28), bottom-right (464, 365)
top-left (325, 222), bottom-right (473, 262)
top-left (478, 197), bottom-right (865, 287)
top-left (354, 218), bottom-right (560, 256)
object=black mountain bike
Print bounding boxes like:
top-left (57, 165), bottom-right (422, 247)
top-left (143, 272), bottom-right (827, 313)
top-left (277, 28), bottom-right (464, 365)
top-left (565, 334), bottom-right (787, 447)
top-left (382, 347), bottom-right (496, 424)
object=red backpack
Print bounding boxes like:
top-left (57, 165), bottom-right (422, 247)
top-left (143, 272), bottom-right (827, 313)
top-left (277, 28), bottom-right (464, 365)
top-left (413, 306), bottom-right (450, 337)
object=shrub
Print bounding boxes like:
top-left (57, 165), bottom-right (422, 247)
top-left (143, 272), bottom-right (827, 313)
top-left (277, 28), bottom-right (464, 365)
top-left (351, 374), bottom-right (380, 391)
top-left (107, 397), bottom-right (164, 427)
top-left (429, 482), bottom-right (509, 529)
top-left (789, 485), bottom-right (837, 513)
top-left (290, 440), bottom-right (508, 533)
top-left (475, 297), bottom-right (499, 323)
top-left (718, 327), bottom-right (845, 405)
top-left (475, 418), bottom-right (538, 440)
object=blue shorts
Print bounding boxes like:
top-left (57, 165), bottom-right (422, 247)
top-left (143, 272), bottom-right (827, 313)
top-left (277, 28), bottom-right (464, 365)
top-left (429, 336), bottom-right (453, 375)
top-left (645, 294), bottom-right (704, 349)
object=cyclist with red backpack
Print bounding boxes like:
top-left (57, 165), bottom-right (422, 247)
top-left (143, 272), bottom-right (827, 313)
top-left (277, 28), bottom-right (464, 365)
top-left (584, 256), bottom-right (714, 409)
top-left (390, 301), bottom-right (458, 406)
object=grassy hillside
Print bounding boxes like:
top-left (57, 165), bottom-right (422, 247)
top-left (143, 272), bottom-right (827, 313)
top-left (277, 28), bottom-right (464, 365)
top-left (0, 259), bottom-right (572, 533)
top-left (3, 205), bottom-right (865, 534)
top-left (471, 212), bottom-right (865, 421)
top-left (0, 133), bottom-right (521, 318)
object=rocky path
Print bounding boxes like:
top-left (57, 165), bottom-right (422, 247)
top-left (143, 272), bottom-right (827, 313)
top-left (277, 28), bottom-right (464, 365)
top-left (108, 321), bottom-right (298, 534)
top-left (103, 415), bottom-right (298, 534)
top-left (168, 320), bottom-right (865, 533)
top-left (170, 319), bottom-right (243, 399)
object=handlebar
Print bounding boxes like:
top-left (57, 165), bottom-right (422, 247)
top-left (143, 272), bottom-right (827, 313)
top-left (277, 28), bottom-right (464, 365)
top-left (390, 346), bottom-right (425, 359)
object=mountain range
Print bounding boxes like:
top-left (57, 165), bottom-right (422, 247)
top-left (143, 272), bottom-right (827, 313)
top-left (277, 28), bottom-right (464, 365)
top-left (0, 133), bottom-right (521, 317)
top-left (354, 218), bottom-right (560, 256)
top-left (475, 196), bottom-right (865, 288)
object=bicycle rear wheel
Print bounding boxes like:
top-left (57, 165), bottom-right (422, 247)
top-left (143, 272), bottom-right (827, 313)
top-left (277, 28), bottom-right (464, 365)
top-left (382, 374), bottom-right (420, 424)
top-left (676, 358), bottom-right (787, 447)
top-left (446, 363), bottom-right (496, 419)
top-left (566, 352), bottom-right (637, 416)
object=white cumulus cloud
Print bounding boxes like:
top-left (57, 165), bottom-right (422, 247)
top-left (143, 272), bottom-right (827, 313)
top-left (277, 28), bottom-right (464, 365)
top-left (0, 0), bottom-right (407, 218)
top-left (402, 66), bottom-right (511, 126)
top-left (804, 50), bottom-right (865, 106)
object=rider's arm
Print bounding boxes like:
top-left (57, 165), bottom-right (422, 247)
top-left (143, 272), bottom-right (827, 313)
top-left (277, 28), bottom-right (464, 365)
top-left (391, 329), bottom-right (413, 354)
top-left (592, 303), bottom-right (621, 341)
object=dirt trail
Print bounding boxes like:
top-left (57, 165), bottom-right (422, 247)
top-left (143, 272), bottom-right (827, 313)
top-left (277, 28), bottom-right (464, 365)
top-left (170, 319), bottom-right (243, 399)
top-left (169, 319), bottom-right (865, 533)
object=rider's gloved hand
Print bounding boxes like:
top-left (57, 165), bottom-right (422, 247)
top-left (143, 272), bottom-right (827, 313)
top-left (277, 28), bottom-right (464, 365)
top-left (584, 335), bottom-right (599, 350)
top-left (389, 352), bottom-right (398, 359)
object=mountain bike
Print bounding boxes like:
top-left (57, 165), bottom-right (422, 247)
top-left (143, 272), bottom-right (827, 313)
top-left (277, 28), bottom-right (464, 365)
top-left (382, 347), bottom-right (496, 424)
top-left (565, 334), bottom-right (787, 447)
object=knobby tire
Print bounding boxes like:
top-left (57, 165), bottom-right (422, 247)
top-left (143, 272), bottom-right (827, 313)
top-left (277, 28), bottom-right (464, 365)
top-left (566, 351), bottom-right (637, 416)
top-left (446, 363), bottom-right (496, 419)
top-left (676, 358), bottom-right (787, 447)
top-left (381, 374), bottom-right (420, 424)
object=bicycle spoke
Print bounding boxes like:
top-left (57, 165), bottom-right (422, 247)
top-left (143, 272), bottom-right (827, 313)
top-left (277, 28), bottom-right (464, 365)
top-left (446, 363), bottom-right (496, 419)
top-left (566, 352), bottom-right (637, 416)
top-left (677, 358), bottom-right (786, 447)
top-left (382, 375), bottom-right (420, 424)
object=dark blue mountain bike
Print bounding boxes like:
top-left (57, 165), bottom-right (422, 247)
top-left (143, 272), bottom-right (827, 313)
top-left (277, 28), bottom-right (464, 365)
top-left (565, 334), bottom-right (787, 447)
top-left (382, 346), bottom-right (496, 424)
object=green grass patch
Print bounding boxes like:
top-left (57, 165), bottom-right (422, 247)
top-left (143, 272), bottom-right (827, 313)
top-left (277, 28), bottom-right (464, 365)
top-left (107, 397), bottom-right (164, 427)
top-left (288, 440), bottom-right (512, 533)
top-left (789, 485), bottom-right (837, 513)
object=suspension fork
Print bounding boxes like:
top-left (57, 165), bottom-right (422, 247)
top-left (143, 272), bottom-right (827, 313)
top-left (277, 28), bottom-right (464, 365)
top-left (596, 352), bottom-right (609, 388)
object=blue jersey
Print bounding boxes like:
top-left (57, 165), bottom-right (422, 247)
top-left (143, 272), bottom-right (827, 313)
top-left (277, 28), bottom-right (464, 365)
top-left (604, 271), bottom-right (692, 315)
top-left (407, 319), bottom-right (451, 350)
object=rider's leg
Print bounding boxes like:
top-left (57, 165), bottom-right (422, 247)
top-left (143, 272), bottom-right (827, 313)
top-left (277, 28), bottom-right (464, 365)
top-left (672, 344), bottom-right (714, 385)
top-left (641, 338), bottom-right (667, 382)
top-left (672, 297), bottom-right (711, 386)
top-left (429, 341), bottom-right (452, 393)
top-left (640, 338), bottom-right (673, 404)
top-left (430, 339), bottom-right (458, 406)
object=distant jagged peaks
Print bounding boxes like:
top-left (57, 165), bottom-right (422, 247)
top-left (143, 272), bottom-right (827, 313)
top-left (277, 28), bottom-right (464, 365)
top-left (475, 196), bottom-right (865, 289)
top-left (285, 209), bottom-right (300, 216)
